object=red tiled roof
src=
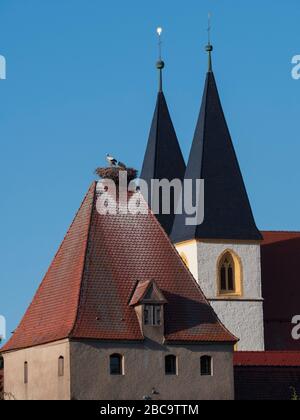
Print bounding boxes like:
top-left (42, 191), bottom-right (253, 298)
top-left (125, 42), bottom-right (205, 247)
top-left (260, 231), bottom-right (300, 351)
top-left (1, 184), bottom-right (94, 352)
top-left (2, 183), bottom-right (236, 352)
top-left (261, 230), bottom-right (300, 245)
top-left (234, 352), bottom-right (300, 367)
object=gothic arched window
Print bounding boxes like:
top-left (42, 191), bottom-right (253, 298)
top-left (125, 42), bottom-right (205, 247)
top-left (219, 252), bottom-right (235, 294)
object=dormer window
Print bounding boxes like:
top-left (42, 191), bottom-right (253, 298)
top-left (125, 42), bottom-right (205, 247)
top-left (144, 304), bottom-right (161, 326)
top-left (129, 280), bottom-right (167, 334)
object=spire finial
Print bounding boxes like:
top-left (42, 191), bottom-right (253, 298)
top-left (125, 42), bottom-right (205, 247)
top-left (156, 27), bottom-right (165, 92)
top-left (205, 13), bottom-right (213, 72)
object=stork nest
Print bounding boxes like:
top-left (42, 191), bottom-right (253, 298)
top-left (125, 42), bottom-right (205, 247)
top-left (95, 167), bottom-right (138, 185)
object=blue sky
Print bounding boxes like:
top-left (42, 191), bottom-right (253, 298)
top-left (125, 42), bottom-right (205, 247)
top-left (0, 0), bottom-right (299, 342)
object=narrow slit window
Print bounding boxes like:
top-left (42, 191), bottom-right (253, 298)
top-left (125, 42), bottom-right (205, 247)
top-left (58, 356), bottom-right (64, 377)
top-left (24, 362), bottom-right (28, 384)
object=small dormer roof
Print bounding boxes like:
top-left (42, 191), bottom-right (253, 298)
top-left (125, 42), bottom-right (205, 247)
top-left (129, 280), bottom-right (167, 307)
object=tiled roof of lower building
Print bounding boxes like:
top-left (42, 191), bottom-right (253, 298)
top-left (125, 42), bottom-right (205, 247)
top-left (261, 230), bottom-right (300, 245)
top-left (1, 182), bottom-right (236, 352)
top-left (234, 352), bottom-right (300, 367)
top-left (260, 231), bottom-right (300, 351)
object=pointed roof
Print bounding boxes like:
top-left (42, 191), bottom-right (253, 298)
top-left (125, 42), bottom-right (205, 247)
top-left (2, 182), bottom-right (236, 352)
top-left (141, 73), bottom-right (186, 236)
top-left (171, 51), bottom-right (262, 243)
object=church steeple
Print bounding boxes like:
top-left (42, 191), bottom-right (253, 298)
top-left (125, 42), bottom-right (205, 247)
top-left (171, 39), bottom-right (264, 351)
top-left (171, 43), bottom-right (262, 242)
top-left (141, 28), bottom-right (186, 236)
top-left (156, 27), bottom-right (164, 92)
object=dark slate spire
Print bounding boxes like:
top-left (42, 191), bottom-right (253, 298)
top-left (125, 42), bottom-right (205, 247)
top-left (141, 29), bottom-right (186, 235)
top-left (171, 44), bottom-right (262, 243)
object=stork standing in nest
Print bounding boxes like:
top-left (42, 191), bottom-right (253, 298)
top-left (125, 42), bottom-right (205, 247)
top-left (106, 154), bottom-right (127, 170)
top-left (106, 154), bottom-right (118, 167)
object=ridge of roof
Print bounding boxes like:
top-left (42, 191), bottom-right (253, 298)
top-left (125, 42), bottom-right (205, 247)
top-left (69, 182), bottom-right (97, 337)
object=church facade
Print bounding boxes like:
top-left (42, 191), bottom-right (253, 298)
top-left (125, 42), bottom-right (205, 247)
top-left (141, 43), bottom-right (300, 357)
top-left (143, 45), bottom-right (264, 351)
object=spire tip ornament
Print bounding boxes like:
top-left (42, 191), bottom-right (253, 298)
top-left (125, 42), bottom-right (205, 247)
top-left (206, 13), bottom-right (213, 72)
top-left (156, 26), bottom-right (165, 91)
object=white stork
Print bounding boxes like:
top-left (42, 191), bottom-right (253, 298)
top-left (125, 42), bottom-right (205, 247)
top-left (106, 154), bottom-right (118, 167)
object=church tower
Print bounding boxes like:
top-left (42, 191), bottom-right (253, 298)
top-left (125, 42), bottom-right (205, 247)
top-left (171, 42), bottom-right (265, 351)
top-left (141, 29), bottom-right (186, 235)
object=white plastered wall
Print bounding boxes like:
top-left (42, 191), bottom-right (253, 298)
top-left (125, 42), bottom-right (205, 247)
top-left (3, 340), bottom-right (71, 400)
top-left (175, 240), bottom-right (265, 351)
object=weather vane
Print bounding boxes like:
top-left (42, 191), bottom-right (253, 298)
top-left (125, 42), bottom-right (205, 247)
top-left (157, 27), bottom-right (163, 60)
top-left (156, 27), bottom-right (165, 92)
top-left (207, 13), bottom-right (212, 45)
top-left (206, 13), bottom-right (213, 72)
